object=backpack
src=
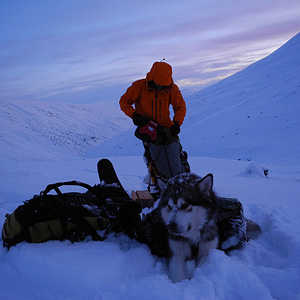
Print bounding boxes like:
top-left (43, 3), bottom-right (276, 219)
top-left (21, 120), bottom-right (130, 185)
top-left (2, 181), bottom-right (110, 249)
top-left (2, 159), bottom-right (142, 249)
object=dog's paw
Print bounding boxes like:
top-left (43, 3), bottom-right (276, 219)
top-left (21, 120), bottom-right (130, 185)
top-left (246, 219), bottom-right (262, 240)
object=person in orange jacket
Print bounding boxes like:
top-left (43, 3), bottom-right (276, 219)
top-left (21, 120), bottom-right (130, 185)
top-left (119, 61), bottom-right (189, 195)
top-left (119, 61), bottom-right (186, 133)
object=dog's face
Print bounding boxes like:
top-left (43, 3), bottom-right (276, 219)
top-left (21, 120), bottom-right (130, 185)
top-left (159, 173), bottom-right (218, 240)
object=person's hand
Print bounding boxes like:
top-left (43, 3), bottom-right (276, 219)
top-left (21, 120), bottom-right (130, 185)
top-left (169, 122), bottom-right (180, 136)
top-left (132, 113), bottom-right (149, 126)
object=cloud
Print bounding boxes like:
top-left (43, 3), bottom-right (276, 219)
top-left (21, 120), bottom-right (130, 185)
top-left (0, 0), bottom-right (300, 103)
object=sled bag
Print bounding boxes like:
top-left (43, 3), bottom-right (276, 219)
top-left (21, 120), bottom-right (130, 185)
top-left (2, 181), bottom-right (110, 249)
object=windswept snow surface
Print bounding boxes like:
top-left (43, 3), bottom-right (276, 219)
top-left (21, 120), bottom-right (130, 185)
top-left (0, 157), bottom-right (299, 300)
top-left (1, 33), bottom-right (300, 299)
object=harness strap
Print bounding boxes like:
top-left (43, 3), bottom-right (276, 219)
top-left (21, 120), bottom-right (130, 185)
top-left (191, 244), bottom-right (199, 258)
top-left (67, 215), bottom-right (105, 241)
top-left (41, 181), bottom-right (100, 200)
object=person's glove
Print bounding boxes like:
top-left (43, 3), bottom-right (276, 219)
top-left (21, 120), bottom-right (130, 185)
top-left (169, 122), bottom-right (180, 136)
top-left (132, 113), bottom-right (149, 126)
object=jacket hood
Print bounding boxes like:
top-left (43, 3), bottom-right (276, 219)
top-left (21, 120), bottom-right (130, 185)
top-left (146, 62), bottom-right (173, 86)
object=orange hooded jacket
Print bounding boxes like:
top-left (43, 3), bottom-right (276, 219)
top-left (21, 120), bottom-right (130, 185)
top-left (119, 62), bottom-right (186, 128)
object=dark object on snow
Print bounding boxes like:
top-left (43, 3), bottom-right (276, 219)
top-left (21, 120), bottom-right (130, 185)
top-left (2, 181), bottom-right (108, 249)
top-left (138, 208), bottom-right (170, 257)
top-left (2, 159), bottom-right (141, 249)
top-left (217, 197), bottom-right (247, 252)
top-left (111, 201), bottom-right (141, 239)
top-left (96, 158), bottom-right (142, 238)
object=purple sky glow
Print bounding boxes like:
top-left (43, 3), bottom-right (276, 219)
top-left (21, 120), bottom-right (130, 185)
top-left (1, 0), bottom-right (300, 103)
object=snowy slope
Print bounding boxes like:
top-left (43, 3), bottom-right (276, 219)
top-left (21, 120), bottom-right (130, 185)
top-left (0, 33), bottom-right (300, 300)
top-left (182, 32), bottom-right (300, 164)
top-left (0, 101), bottom-right (132, 161)
top-left (87, 32), bottom-right (300, 166)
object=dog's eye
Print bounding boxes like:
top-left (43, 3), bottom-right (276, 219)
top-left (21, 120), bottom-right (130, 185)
top-left (181, 203), bottom-right (192, 211)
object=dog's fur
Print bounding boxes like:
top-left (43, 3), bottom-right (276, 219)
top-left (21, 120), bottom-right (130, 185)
top-left (158, 173), bottom-right (219, 282)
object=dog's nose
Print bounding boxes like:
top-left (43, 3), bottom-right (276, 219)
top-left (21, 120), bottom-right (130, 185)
top-left (167, 222), bottom-right (178, 233)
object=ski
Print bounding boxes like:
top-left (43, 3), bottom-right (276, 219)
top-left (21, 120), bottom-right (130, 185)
top-left (97, 158), bottom-right (124, 189)
top-left (98, 159), bottom-right (155, 209)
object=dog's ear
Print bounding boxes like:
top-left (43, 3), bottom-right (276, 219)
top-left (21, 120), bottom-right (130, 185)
top-left (198, 174), bottom-right (213, 196)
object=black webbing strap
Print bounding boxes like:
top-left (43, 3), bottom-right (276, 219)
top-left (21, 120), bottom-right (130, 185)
top-left (41, 181), bottom-right (98, 197)
top-left (67, 215), bottom-right (105, 241)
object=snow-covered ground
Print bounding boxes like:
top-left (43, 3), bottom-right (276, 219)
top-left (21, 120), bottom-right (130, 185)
top-left (0, 157), bottom-right (299, 300)
top-left (0, 33), bottom-right (300, 299)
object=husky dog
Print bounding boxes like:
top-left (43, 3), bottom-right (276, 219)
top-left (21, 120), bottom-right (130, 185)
top-left (158, 173), bottom-right (219, 283)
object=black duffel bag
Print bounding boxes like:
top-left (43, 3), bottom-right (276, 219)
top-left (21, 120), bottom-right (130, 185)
top-left (2, 179), bottom-right (141, 249)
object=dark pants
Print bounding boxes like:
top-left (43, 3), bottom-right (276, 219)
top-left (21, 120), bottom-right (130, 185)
top-left (144, 139), bottom-right (186, 180)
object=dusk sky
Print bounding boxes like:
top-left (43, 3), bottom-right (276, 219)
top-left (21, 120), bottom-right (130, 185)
top-left (1, 0), bottom-right (300, 104)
